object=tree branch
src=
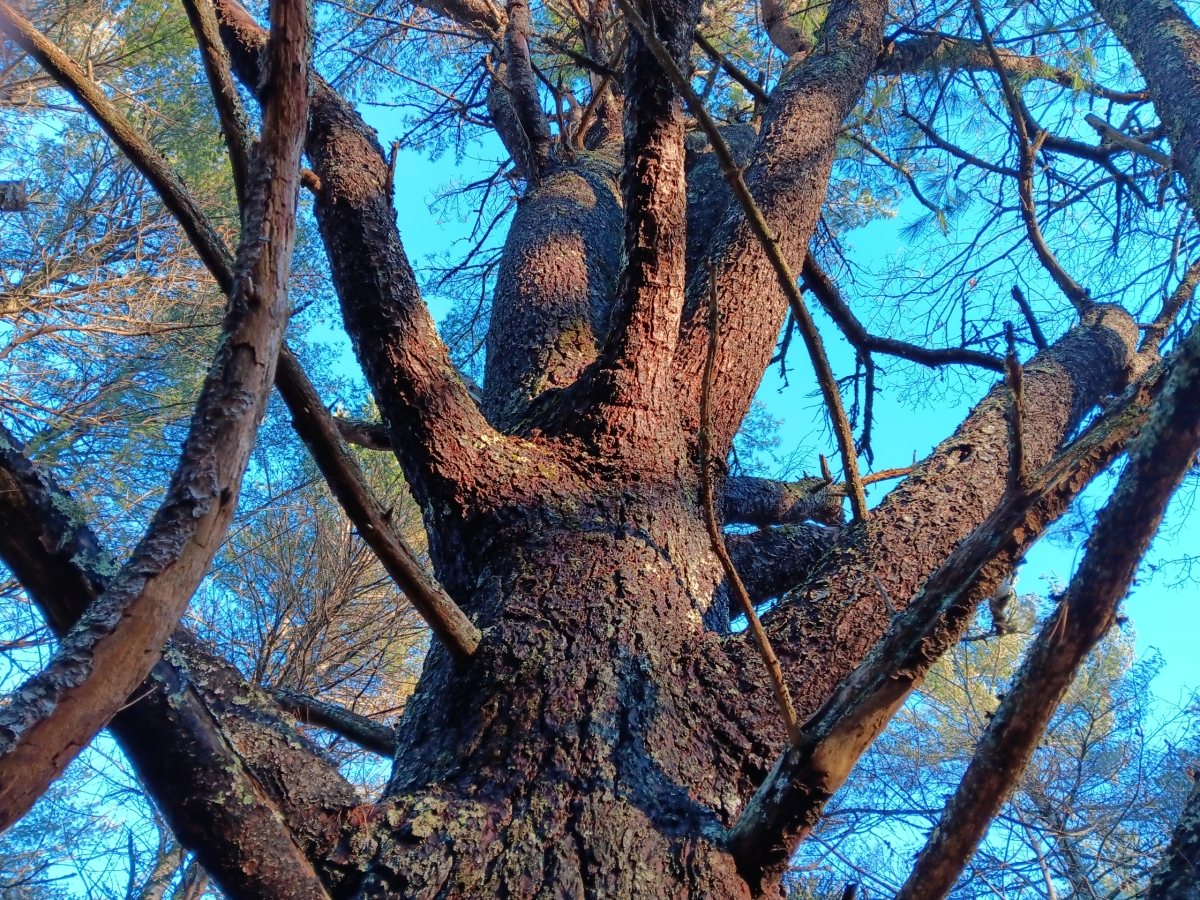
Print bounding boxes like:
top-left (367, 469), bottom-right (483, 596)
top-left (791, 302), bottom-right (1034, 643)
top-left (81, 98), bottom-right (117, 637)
top-left (725, 343), bottom-right (1162, 892)
top-left (0, 0), bottom-right (310, 832)
top-left (801, 257), bottom-right (1006, 372)
top-left (876, 33), bottom-right (1151, 104)
top-left (725, 524), bottom-right (839, 606)
top-left (0, 423), bottom-right (360, 900)
top-left (893, 306), bottom-right (1200, 900)
top-left (969, 0), bottom-right (1093, 314)
top-left (693, 31), bottom-right (770, 106)
top-left (503, 0), bottom-right (553, 183)
top-left (723, 475), bottom-right (845, 527)
top-left (617, 0), bottom-right (869, 520)
top-left (1142, 257), bottom-right (1200, 353)
top-left (275, 688), bottom-right (397, 757)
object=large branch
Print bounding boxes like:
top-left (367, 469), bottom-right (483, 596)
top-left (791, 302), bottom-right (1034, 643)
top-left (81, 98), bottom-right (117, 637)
top-left (894, 305), bottom-right (1200, 900)
top-left (876, 33), bottom-right (1150, 103)
top-left (695, 307), bottom-right (1139, 890)
top-left (1088, 0), bottom-right (1200, 221)
top-left (275, 687), bottom-right (397, 757)
top-left (0, 0), bottom-right (310, 831)
top-left (723, 343), bottom-right (1161, 892)
top-left (672, 0), bottom-right (887, 457)
top-left (482, 153), bottom-right (623, 430)
top-left (576, 0), bottom-right (701, 443)
top-left (0, 424), bottom-right (359, 900)
top-left (217, 0), bottom-right (501, 537)
top-left (725, 524), bottom-right (839, 607)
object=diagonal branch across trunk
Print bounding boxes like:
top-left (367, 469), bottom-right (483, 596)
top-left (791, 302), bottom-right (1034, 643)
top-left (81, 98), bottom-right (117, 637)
top-left (0, 0), bottom-right (311, 833)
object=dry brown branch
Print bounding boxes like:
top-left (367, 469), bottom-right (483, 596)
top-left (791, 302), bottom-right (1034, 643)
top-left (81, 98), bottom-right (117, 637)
top-left (0, 0), bottom-right (312, 832)
top-left (700, 260), bottom-right (802, 748)
top-left (693, 31), bottom-right (770, 106)
top-left (616, 0), bottom-right (869, 521)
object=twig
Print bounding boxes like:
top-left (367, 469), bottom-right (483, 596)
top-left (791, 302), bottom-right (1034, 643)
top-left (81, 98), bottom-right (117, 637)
top-left (1004, 323), bottom-right (1026, 493)
top-left (1010, 285), bottom-right (1048, 351)
top-left (700, 260), bottom-right (802, 749)
top-left (874, 574), bottom-right (897, 619)
top-left (969, 0), bottom-right (1092, 315)
top-left (615, 0), bottom-right (869, 523)
top-left (693, 31), bottom-right (770, 107)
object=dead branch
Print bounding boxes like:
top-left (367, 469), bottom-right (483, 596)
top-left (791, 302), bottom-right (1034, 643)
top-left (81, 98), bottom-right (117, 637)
top-left (1142, 257), bottom-right (1200, 352)
top-left (802, 256), bottom-right (1005, 372)
top-left (1010, 285), bottom-right (1049, 351)
top-left (700, 261), bottom-right (802, 747)
top-left (969, 0), bottom-right (1092, 315)
top-left (893, 308), bottom-right (1200, 900)
top-left (0, 0), bottom-right (312, 834)
top-left (275, 687), bottom-right (397, 757)
top-left (693, 31), bottom-right (770, 106)
top-left (1084, 113), bottom-right (1174, 169)
top-left (616, 0), bottom-right (869, 521)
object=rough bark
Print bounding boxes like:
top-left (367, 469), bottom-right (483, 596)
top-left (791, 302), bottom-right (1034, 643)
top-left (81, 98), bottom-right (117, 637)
top-left (1088, 0), bottom-right (1200, 218)
top-left (0, 422), bottom-right (357, 900)
top-left (673, 0), bottom-right (888, 454)
top-left (1150, 773), bottom-right (1200, 900)
top-left (722, 475), bottom-right (845, 527)
top-left (482, 152), bottom-right (623, 430)
top-left (725, 524), bottom-right (839, 606)
top-left (275, 688), bottom-right (397, 756)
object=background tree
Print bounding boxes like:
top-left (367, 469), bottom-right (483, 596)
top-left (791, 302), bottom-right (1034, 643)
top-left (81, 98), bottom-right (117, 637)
top-left (1, 0), bottom-right (1200, 894)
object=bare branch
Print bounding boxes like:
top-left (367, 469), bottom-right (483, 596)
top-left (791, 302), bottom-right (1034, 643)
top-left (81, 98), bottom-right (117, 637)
top-left (725, 346), bottom-right (1161, 891)
top-left (693, 31), bottom-right (770, 106)
top-left (1084, 113), bottom-right (1174, 169)
top-left (701, 261), bottom-right (803, 747)
top-left (802, 257), bottom-right (1006, 372)
top-left (275, 687), bottom-right (397, 757)
top-left (1011, 285), bottom-right (1049, 351)
top-left (617, 0), bottom-right (869, 520)
top-left (969, 0), bottom-right (1093, 314)
top-left (1004, 324), bottom-right (1027, 493)
top-left (0, 0), bottom-right (311, 833)
top-left (893, 308), bottom-right (1200, 900)
top-left (1142, 257), bottom-right (1200, 352)
top-left (877, 34), bottom-right (1151, 104)
top-left (723, 475), bottom-right (845, 527)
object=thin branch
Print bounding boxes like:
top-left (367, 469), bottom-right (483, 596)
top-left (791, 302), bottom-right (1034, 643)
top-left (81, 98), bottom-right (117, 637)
top-left (0, 0), bottom-right (312, 833)
top-left (274, 688), bottom-right (396, 757)
top-left (969, 0), bottom-right (1092, 314)
top-left (1084, 113), bottom-right (1173, 169)
top-left (693, 31), bottom-right (770, 106)
top-left (893, 312), bottom-right (1200, 900)
top-left (616, 0), bottom-right (869, 521)
top-left (181, 0), bottom-right (252, 207)
top-left (700, 261), bottom-right (802, 748)
top-left (802, 256), bottom-right (1006, 372)
top-left (1142, 257), bottom-right (1200, 352)
top-left (1011, 285), bottom-right (1049, 351)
